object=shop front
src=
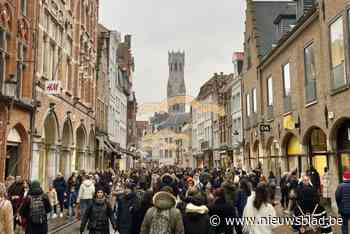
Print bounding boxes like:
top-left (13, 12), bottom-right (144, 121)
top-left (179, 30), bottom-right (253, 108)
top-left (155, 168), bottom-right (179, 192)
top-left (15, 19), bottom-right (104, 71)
top-left (285, 134), bottom-right (307, 175)
top-left (266, 139), bottom-right (282, 177)
top-left (305, 127), bottom-right (328, 177)
top-left (335, 119), bottom-right (350, 179)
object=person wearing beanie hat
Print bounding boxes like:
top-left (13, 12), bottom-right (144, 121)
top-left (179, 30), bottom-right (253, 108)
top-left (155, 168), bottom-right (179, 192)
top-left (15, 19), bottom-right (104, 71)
top-left (336, 170), bottom-right (350, 234)
top-left (19, 180), bottom-right (52, 234)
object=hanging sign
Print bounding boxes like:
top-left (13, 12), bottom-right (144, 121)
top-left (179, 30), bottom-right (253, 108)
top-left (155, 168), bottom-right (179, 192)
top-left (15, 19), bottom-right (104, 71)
top-left (45, 80), bottom-right (61, 95)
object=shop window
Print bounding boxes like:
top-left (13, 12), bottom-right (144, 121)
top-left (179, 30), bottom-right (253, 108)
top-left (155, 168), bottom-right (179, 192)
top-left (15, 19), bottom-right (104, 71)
top-left (330, 17), bottom-right (346, 90)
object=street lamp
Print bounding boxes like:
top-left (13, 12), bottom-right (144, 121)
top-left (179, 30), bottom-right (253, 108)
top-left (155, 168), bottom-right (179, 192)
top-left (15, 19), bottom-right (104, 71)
top-left (5, 75), bottom-right (18, 98)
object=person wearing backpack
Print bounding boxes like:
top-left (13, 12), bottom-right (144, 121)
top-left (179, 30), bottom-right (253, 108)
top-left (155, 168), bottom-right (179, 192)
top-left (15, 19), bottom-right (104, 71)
top-left (140, 186), bottom-right (184, 234)
top-left (20, 181), bottom-right (51, 234)
top-left (0, 182), bottom-right (14, 234)
top-left (80, 187), bottom-right (117, 234)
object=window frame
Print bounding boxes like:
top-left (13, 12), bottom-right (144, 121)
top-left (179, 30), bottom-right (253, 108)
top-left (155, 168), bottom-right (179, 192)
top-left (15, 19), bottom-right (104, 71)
top-left (246, 93), bottom-right (251, 117)
top-left (252, 88), bottom-right (257, 113)
top-left (282, 62), bottom-right (291, 97)
top-left (303, 41), bottom-right (317, 103)
top-left (267, 76), bottom-right (273, 106)
top-left (328, 14), bottom-right (348, 92)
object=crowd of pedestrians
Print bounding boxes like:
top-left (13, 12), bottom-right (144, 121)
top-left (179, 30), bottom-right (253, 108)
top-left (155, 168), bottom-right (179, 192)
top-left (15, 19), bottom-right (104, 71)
top-left (1, 165), bottom-right (349, 234)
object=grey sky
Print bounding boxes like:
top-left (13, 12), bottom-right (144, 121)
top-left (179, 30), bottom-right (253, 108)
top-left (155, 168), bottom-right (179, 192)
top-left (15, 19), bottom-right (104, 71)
top-left (99, 0), bottom-right (246, 118)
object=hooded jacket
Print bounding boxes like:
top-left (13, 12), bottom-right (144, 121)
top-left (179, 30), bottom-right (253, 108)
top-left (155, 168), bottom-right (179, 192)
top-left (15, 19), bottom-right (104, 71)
top-left (140, 191), bottom-right (184, 234)
top-left (183, 203), bottom-right (213, 234)
top-left (78, 179), bottom-right (95, 201)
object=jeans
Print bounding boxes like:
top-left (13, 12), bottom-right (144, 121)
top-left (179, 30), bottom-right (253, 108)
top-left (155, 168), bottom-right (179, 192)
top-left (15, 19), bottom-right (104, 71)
top-left (68, 206), bottom-right (75, 221)
top-left (80, 199), bottom-right (92, 219)
top-left (342, 215), bottom-right (350, 234)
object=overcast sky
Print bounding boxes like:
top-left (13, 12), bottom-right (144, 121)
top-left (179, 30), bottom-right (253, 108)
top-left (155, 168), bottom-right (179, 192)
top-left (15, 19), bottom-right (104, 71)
top-left (99, 0), bottom-right (246, 119)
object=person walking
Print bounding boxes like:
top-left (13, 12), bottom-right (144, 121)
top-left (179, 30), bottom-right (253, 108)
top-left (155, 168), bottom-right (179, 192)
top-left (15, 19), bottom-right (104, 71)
top-left (80, 187), bottom-right (117, 234)
top-left (280, 172), bottom-right (289, 209)
top-left (140, 186), bottom-right (184, 234)
top-left (77, 175), bottom-right (95, 219)
top-left (336, 170), bottom-right (350, 234)
top-left (243, 183), bottom-right (278, 234)
top-left (47, 184), bottom-right (58, 219)
top-left (19, 181), bottom-right (52, 234)
top-left (0, 182), bottom-right (14, 234)
top-left (53, 173), bottom-right (67, 217)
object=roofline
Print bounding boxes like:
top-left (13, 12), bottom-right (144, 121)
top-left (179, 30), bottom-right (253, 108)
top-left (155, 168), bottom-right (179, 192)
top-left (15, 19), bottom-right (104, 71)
top-left (258, 6), bottom-right (319, 69)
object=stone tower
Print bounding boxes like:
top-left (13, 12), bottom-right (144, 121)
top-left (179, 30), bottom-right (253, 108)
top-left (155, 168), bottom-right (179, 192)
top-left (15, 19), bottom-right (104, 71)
top-left (167, 51), bottom-right (186, 114)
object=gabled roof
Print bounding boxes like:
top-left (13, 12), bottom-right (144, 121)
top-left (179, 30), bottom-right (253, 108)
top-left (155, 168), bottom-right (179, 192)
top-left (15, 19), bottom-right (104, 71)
top-left (252, 1), bottom-right (296, 57)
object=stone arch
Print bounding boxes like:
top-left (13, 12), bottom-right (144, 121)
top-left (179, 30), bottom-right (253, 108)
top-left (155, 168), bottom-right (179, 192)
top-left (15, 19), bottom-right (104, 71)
top-left (41, 110), bottom-right (60, 189)
top-left (329, 117), bottom-right (350, 151)
top-left (5, 123), bottom-right (28, 179)
top-left (43, 110), bottom-right (60, 145)
top-left (75, 124), bottom-right (87, 170)
top-left (60, 118), bottom-right (74, 177)
top-left (329, 117), bottom-right (350, 180)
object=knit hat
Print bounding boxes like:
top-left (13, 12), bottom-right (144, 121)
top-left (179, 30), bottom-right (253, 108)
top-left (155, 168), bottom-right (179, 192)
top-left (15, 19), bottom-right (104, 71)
top-left (343, 170), bottom-right (350, 181)
top-left (31, 180), bottom-right (41, 190)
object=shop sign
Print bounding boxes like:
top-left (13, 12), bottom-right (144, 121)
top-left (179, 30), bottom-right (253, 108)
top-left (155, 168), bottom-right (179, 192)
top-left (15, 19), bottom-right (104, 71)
top-left (259, 124), bottom-right (271, 132)
top-left (283, 114), bottom-right (295, 130)
top-left (45, 80), bottom-right (61, 95)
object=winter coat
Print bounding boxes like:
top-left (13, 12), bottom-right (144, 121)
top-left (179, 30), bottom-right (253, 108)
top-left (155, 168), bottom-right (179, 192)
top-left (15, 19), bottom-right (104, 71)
top-left (80, 198), bottom-right (116, 234)
top-left (322, 171), bottom-right (331, 198)
top-left (19, 187), bottom-right (52, 234)
top-left (116, 192), bottom-right (138, 234)
top-left (293, 200), bottom-right (332, 234)
top-left (78, 179), bottom-right (95, 201)
top-left (183, 203), bottom-right (213, 234)
top-left (235, 189), bottom-right (250, 217)
top-left (140, 191), bottom-right (184, 234)
top-left (7, 182), bottom-right (24, 213)
top-left (0, 198), bottom-right (14, 234)
top-left (47, 189), bottom-right (58, 207)
top-left (243, 192), bottom-right (278, 234)
top-left (53, 177), bottom-right (67, 202)
top-left (296, 184), bottom-right (319, 211)
top-left (209, 196), bottom-right (236, 234)
top-left (336, 180), bottom-right (350, 215)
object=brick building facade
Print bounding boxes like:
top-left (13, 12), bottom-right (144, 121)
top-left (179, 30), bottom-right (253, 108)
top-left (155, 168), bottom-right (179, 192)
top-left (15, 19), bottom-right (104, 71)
top-left (242, 0), bottom-right (350, 209)
top-left (30, 0), bottom-right (98, 189)
top-left (0, 0), bottom-right (36, 181)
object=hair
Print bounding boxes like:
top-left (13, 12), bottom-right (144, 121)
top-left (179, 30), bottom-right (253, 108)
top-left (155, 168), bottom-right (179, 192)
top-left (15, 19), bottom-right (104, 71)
top-left (324, 167), bottom-right (328, 173)
top-left (253, 183), bottom-right (268, 210)
top-left (239, 179), bottom-right (251, 196)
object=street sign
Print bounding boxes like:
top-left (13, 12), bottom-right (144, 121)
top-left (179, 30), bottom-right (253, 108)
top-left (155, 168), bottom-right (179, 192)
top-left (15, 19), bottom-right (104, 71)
top-left (45, 80), bottom-right (61, 95)
top-left (259, 124), bottom-right (271, 132)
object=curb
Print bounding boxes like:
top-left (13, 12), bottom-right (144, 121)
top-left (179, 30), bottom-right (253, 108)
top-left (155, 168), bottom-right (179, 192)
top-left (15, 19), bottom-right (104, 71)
top-left (49, 219), bottom-right (79, 234)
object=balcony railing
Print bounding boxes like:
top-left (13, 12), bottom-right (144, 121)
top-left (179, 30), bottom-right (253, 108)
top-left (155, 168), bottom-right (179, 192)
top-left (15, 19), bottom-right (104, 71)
top-left (305, 79), bottom-right (317, 103)
top-left (283, 95), bottom-right (292, 113)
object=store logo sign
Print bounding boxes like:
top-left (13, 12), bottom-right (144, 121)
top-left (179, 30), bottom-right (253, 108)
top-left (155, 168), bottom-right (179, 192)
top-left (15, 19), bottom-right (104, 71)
top-left (45, 80), bottom-right (61, 95)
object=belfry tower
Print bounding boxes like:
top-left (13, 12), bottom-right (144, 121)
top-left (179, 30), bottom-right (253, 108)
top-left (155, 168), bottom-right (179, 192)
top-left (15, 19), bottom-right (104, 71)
top-left (167, 51), bottom-right (186, 114)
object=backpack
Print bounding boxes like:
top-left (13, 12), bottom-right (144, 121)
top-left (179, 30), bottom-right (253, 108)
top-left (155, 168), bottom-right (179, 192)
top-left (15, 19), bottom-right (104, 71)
top-left (149, 208), bottom-right (173, 234)
top-left (29, 195), bottom-right (47, 224)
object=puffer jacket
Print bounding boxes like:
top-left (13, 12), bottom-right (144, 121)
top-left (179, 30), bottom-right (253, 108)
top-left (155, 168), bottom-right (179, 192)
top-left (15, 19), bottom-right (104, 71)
top-left (336, 180), bottom-right (350, 215)
top-left (140, 191), bottom-right (184, 234)
top-left (80, 198), bottom-right (116, 234)
top-left (78, 180), bottom-right (95, 201)
top-left (183, 203), bottom-right (213, 234)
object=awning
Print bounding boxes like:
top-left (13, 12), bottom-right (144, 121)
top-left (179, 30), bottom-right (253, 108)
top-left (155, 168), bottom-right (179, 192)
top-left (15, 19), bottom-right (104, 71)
top-left (104, 140), bottom-right (122, 159)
